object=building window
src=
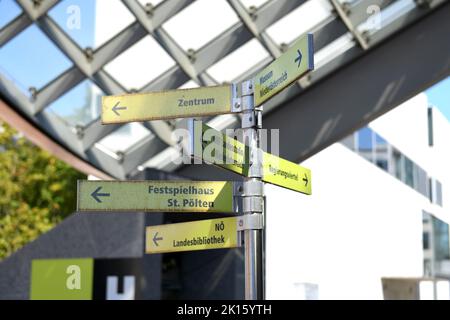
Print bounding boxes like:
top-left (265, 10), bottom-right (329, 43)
top-left (433, 216), bottom-right (450, 261)
top-left (424, 259), bottom-right (432, 277)
top-left (341, 134), bottom-right (356, 151)
top-left (423, 232), bottom-right (430, 250)
top-left (416, 167), bottom-right (428, 197)
top-left (428, 107), bottom-right (434, 147)
top-left (376, 160), bottom-right (388, 171)
top-left (404, 157), bottom-right (414, 189)
top-left (374, 133), bottom-right (389, 172)
top-left (375, 133), bottom-right (387, 147)
top-left (357, 127), bottom-right (373, 151)
top-left (429, 178), bottom-right (444, 207)
top-left (341, 128), bottom-right (435, 202)
top-left (357, 127), bottom-right (374, 163)
top-left (429, 178), bottom-right (434, 202)
top-left (436, 180), bottom-right (443, 207)
top-left (393, 150), bottom-right (403, 180)
top-left (423, 212), bottom-right (450, 277)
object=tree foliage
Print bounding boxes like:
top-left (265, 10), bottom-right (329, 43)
top-left (0, 121), bottom-right (85, 260)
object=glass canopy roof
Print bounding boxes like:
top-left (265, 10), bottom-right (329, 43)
top-left (0, 0), bottom-right (447, 179)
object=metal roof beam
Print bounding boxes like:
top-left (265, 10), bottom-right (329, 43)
top-left (34, 67), bottom-right (85, 112)
top-left (15, 0), bottom-right (60, 21)
top-left (348, 0), bottom-right (396, 27)
top-left (361, 0), bottom-right (447, 47)
top-left (254, 0), bottom-right (307, 31)
top-left (0, 13), bottom-right (31, 47)
top-left (227, 0), bottom-right (281, 58)
top-left (260, 1), bottom-right (450, 165)
top-left (330, 0), bottom-right (369, 50)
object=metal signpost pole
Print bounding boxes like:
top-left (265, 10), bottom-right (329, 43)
top-left (240, 79), bottom-right (264, 300)
top-left (90, 33), bottom-right (314, 301)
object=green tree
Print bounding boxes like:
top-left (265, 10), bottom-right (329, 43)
top-left (0, 121), bottom-right (85, 260)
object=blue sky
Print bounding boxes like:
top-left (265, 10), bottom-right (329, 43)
top-left (0, 0), bottom-right (96, 90)
top-left (0, 0), bottom-right (449, 125)
top-left (425, 77), bottom-right (450, 121)
top-left (0, 0), bottom-right (98, 125)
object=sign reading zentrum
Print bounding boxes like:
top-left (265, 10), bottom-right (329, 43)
top-left (102, 85), bottom-right (233, 124)
top-left (77, 180), bottom-right (237, 213)
top-left (190, 120), bottom-right (312, 195)
top-left (254, 34), bottom-right (314, 106)
top-left (146, 217), bottom-right (239, 254)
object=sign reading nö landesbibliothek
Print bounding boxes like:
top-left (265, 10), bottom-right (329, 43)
top-left (146, 217), bottom-right (239, 254)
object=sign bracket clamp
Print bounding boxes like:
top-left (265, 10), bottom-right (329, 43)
top-left (237, 213), bottom-right (264, 231)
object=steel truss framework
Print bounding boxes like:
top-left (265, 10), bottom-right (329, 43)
top-left (0, 0), bottom-right (448, 179)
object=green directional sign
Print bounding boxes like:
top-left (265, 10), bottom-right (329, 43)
top-left (77, 180), bottom-right (237, 213)
top-left (190, 120), bottom-right (311, 195)
top-left (191, 119), bottom-right (249, 177)
top-left (254, 33), bottom-right (314, 106)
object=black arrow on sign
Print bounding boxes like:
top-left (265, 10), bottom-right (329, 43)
top-left (294, 49), bottom-right (302, 68)
top-left (112, 101), bottom-right (127, 116)
top-left (91, 186), bottom-right (110, 203)
top-left (302, 173), bottom-right (309, 187)
top-left (153, 232), bottom-right (163, 246)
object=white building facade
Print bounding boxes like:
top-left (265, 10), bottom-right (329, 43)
top-left (266, 93), bottom-right (449, 299)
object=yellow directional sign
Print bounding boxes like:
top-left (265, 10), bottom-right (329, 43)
top-left (254, 34), bottom-right (314, 106)
top-left (102, 85), bottom-right (233, 124)
top-left (262, 151), bottom-right (311, 195)
top-left (190, 120), bottom-right (311, 195)
top-left (77, 180), bottom-right (237, 213)
top-left (146, 217), bottom-right (239, 254)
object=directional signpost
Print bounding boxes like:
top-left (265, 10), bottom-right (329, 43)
top-left (102, 85), bottom-right (236, 124)
top-left (77, 33), bottom-right (315, 301)
top-left (77, 180), bottom-right (239, 213)
top-left (189, 120), bottom-right (312, 195)
top-left (146, 217), bottom-right (239, 254)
